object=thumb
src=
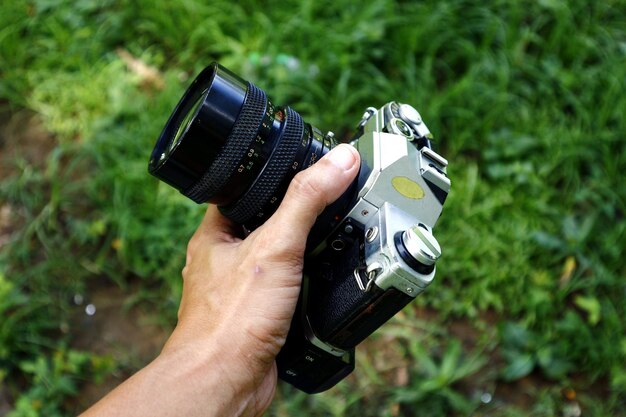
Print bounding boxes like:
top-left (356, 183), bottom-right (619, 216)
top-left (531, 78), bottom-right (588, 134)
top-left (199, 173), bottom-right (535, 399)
top-left (261, 144), bottom-right (360, 254)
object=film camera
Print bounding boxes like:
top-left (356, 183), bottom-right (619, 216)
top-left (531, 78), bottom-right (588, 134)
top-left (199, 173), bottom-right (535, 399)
top-left (148, 63), bottom-right (450, 393)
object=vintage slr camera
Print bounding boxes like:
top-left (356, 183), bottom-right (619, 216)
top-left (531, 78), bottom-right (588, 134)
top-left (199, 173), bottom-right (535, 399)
top-left (148, 63), bottom-right (450, 393)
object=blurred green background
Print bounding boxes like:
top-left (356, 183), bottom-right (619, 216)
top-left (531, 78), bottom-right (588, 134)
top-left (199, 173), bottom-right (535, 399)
top-left (1, 0), bottom-right (625, 415)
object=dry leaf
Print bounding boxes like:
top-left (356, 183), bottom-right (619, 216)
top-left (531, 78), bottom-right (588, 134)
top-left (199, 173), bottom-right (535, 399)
top-left (117, 48), bottom-right (165, 91)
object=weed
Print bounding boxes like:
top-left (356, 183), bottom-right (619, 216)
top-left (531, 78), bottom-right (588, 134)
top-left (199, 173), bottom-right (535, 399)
top-left (1, 0), bottom-right (625, 415)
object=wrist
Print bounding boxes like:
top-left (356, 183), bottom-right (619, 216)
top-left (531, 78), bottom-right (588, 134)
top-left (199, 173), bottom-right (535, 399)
top-left (166, 308), bottom-right (281, 378)
top-left (82, 332), bottom-right (258, 417)
top-left (156, 334), bottom-right (259, 416)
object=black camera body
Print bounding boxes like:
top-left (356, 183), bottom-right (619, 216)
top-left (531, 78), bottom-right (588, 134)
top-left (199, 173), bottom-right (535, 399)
top-left (277, 103), bottom-right (450, 392)
top-left (149, 63), bottom-right (450, 393)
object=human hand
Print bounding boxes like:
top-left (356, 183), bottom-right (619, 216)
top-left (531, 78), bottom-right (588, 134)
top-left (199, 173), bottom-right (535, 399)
top-left (83, 144), bottom-right (360, 417)
top-left (167, 143), bottom-right (359, 415)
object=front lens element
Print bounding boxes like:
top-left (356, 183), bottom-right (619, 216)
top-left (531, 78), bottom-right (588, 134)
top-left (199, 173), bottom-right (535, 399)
top-left (169, 90), bottom-right (207, 155)
top-left (149, 63), bottom-right (248, 193)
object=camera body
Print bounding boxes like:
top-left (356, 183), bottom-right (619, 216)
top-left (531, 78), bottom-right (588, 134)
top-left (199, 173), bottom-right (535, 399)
top-left (148, 63), bottom-right (450, 394)
top-left (277, 102), bottom-right (450, 393)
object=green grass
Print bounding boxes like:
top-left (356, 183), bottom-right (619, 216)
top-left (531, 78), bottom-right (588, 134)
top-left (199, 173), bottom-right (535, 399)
top-left (1, 0), bottom-right (625, 415)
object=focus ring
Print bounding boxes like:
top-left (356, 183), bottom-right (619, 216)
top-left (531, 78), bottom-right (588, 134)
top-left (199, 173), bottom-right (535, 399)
top-left (221, 108), bottom-right (304, 224)
top-left (183, 82), bottom-right (267, 203)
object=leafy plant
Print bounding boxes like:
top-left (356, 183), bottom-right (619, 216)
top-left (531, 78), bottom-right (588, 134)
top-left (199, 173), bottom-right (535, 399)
top-left (499, 321), bottom-right (573, 381)
top-left (392, 340), bottom-right (487, 415)
top-left (0, 0), bottom-right (625, 415)
top-left (8, 348), bottom-right (114, 417)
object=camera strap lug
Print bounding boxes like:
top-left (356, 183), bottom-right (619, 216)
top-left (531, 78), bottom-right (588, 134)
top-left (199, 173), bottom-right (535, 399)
top-left (353, 262), bottom-right (383, 292)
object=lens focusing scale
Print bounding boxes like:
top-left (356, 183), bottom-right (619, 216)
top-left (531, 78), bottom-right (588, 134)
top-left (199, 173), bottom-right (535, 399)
top-left (220, 107), bottom-right (306, 225)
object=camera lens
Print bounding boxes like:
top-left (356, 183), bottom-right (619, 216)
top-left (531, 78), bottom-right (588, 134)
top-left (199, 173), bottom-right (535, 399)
top-left (149, 63), bottom-right (342, 229)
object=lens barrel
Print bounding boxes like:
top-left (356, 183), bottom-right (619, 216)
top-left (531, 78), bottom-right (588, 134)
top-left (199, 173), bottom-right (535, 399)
top-left (149, 63), bottom-right (339, 230)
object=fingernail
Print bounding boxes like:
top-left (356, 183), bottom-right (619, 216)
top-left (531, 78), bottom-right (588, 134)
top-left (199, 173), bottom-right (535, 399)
top-left (326, 145), bottom-right (357, 171)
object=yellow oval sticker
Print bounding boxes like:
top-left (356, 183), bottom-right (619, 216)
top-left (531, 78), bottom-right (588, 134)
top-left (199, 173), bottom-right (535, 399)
top-left (392, 176), bottom-right (425, 200)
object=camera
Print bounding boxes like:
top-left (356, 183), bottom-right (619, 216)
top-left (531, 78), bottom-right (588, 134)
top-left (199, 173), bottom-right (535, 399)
top-left (149, 63), bottom-right (450, 393)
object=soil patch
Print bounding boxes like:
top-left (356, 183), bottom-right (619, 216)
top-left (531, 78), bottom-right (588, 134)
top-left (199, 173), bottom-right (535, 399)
top-left (0, 108), bottom-right (56, 249)
top-left (68, 279), bottom-right (171, 413)
top-left (0, 108), bottom-right (55, 178)
top-left (0, 108), bottom-right (172, 414)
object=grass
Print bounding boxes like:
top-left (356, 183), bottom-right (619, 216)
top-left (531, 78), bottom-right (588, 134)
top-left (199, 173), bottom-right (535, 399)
top-left (1, 0), bottom-right (625, 415)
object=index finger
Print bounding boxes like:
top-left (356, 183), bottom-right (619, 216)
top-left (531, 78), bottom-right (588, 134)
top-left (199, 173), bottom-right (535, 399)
top-left (196, 204), bottom-right (243, 244)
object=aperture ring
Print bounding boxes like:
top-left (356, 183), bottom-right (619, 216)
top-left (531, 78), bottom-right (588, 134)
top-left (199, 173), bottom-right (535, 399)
top-left (183, 82), bottom-right (267, 203)
top-left (221, 108), bottom-right (304, 224)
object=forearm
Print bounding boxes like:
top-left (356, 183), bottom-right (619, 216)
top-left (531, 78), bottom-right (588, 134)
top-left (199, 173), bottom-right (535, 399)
top-left (81, 337), bottom-right (255, 417)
